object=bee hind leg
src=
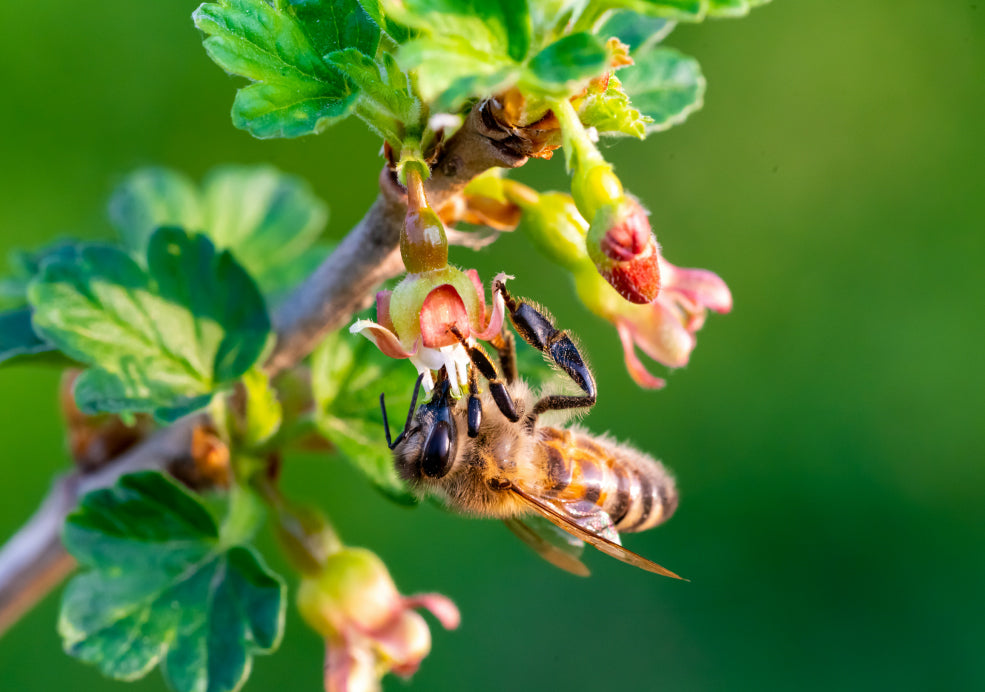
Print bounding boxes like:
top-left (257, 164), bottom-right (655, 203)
top-left (492, 280), bottom-right (597, 426)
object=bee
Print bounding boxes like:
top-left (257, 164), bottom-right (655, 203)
top-left (382, 282), bottom-right (683, 579)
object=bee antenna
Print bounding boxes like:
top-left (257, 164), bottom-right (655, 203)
top-left (382, 373), bottom-right (425, 450)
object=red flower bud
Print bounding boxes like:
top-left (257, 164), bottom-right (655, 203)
top-left (586, 199), bottom-right (661, 304)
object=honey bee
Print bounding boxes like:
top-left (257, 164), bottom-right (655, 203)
top-left (382, 282), bottom-right (683, 579)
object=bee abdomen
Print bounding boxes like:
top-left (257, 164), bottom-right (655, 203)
top-left (607, 456), bottom-right (678, 533)
top-left (537, 429), bottom-right (677, 533)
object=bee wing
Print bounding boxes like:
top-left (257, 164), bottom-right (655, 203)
top-left (503, 517), bottom-right (591, 577)
top-left (508, 483), bottom-right (687, 580)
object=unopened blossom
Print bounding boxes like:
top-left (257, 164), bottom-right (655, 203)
top-left (297, 547), bottom-right (460, 692)
top-left (498, 179), bottom-right (730, 388)
top-left (555, 97), bottom-right (661, 304)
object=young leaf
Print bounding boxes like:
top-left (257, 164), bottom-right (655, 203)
top-left (525, 32), bottom-right (611, 96)
top-left (193, 0), bottom-right (358, 138)
top-left (384, 0), bottom-right (530, 62)
top-left (0, 308), bottom-right (56, 366)
top-left (109, 165), bottom-right (329, 295)
top-left (29, 228), bottom-right (271, 421)
top-left (325, 48), bottom-right (420, 147)
top-left (241, 367), bottom-right (282, 449)
top-left (595, 11), bottom-right (675, 52)
top-left (311, 329), bottom-right (418, 505)
top-left (590, 0), bottom-right (704, 22)
top-left (617, 47), bottom-right (705, 133)
top-left (576, 73), bottom-right (651, 139)
top-left (288, 0), bottom-right (382, 57)
top-left (60, 471), bottom-right (284, 692)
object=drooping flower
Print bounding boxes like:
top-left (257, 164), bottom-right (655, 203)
top-left (351, 164), bottom-right (509, 393)
top-left (601, 257), bottom-right (732, 388)
top-left (350, 268), bottom-right (508, 393)
top-left (297, 547), bottom-right (460, 692)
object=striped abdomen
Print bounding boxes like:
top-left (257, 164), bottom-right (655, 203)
top-left (532, 427), bottom-right (678, 533)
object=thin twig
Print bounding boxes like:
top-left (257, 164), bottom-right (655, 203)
top-left (0, 101), bottom-right (533, 637)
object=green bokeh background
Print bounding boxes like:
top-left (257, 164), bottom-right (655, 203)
top-left (2, 1), bottom-right (983, 689)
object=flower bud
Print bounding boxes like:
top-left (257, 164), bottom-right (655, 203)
top-left (571, 161), bottom-right (624, 224)
top-left (586, 199), bottom-right (661, 304)
top-left (400, 167), bottom-right (449, 273)
top-left (296, 547), bottom-right (460, 692)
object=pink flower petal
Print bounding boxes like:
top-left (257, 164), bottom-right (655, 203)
top-left (464, 268), bottom-right (486, 324)
top-left (376, 291), bottom-right (395, 333)
top-left (324, 638), bottom-right (379, 692)
top-left (370, 611), bottom-right (431, 676)
top-left (403, 593), bottom-right (461, 630)
top-left (632, 300), bottom-right (695, 368)
top-left (616, 322), bottom-right (666, 389)
top-left (419, 285), bottom-right (470, 348)
top-left (473, 272), bottom-right (511, 340)
top-left (350, 320), bottom-right (416, 359)
top-left (661, 259), bottom-right (732, 314)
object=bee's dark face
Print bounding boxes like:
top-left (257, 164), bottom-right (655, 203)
top-left (394, 380), bottom-right (459, 482)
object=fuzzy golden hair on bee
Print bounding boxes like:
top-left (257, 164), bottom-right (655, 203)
top-left (386, 281), bottom-right (684, 578)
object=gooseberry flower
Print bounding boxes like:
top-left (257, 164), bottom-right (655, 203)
top-left (352, 165), bottom-right (509, 392)
top-left (297, 547), bottom-right (460, 692)
top-left (350, 268), bottom-right (507, 393)
top-left (584, 257), bottom-right (732, 389)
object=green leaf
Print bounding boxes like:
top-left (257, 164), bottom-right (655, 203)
top-left (241, 368), bottom-right (282, 449)
top-left (357, 0), bottom-right (414, 43)
top-left (389, 0), bottom-right (532, 108)
top-left (577, 74), bottom-right (650, 139)
top-left (312, 329), bottom-right (418, 505)
top-left (29, 228), bottom-right (271, 421)
top-left (617, 47), bottom-right (705, 133)
top-left (0, 241), bottom-right (81, 309)
top-left (194, 0), bottom-right (357, 138)
top-left (109, 165), bottom-right (330, 295)
top-left (525, 32), bottom-right (610, 95)
top-left (590, 0), bottom-right (704, 22)
top-left (0, 308), bottom-right (56, 366)
top-left (595, 11), bottom-right (675, 53)
top-left (590, 0), bottom-right (770, 22)
top-left (199, 165), bottom-right (330, 293)
top-left (60, 471), bottom-right (284, 692)
top-left (108, 168), bottom-right (203, 255)
top-left (707, 0), bottom-right (774, 18)
top-left (385, 0), bottom-right (530, 61)
top-left (398, 35), bottom-right (520, 109)
top-left (325, 49), bottom-right (420, 146)
top-left (287, 0), bottom-right (382, 56)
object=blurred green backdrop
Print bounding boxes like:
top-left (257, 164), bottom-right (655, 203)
top-left (2, 1), bottom-right (983, 690)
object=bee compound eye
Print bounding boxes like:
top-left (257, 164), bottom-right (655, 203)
top-left (421, 421), bottom-right (455, 478)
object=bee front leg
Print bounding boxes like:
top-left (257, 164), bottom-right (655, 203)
top-left (493, 280), bottom-right (597, 425)
top-left (488, 329), bottom-right (517, 385)
top-left (449, 326), bottom-right (520, 428)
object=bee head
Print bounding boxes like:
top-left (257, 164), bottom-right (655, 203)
top-left (421, 379), bottom-right (460, 478)
top-left (395, 379), bottom-right (460, 482)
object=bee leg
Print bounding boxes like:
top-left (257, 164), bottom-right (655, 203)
top-left (493, 280), bottom-right (597, 424)
top-left (449, 326), bottom-right (520, 424)
top-left (381, 373), bottom-right (425, 450)
top-left (488, 328), bottom-right (518, 384)
top-left (466, 366), bottom-right (482, 437)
